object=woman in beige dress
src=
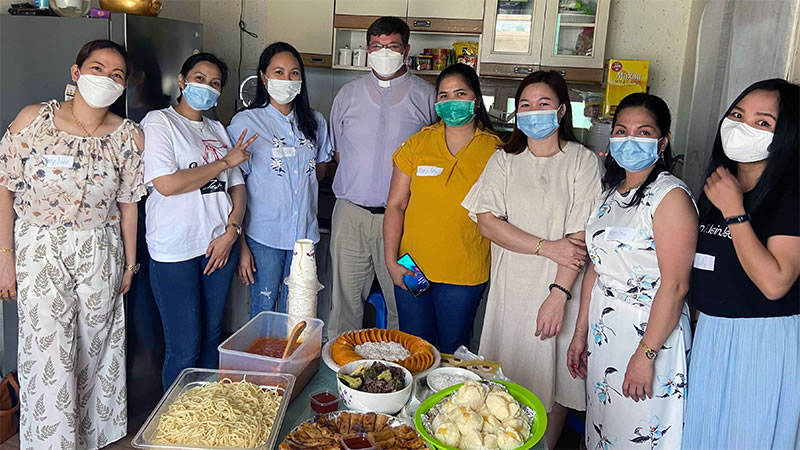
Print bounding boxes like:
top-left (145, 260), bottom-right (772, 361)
top-left (463, 71), bottom-right (601, 448)
top-left (0, 40), bottom-right (144, 449)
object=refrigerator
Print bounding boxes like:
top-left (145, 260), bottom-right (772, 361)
top-left (0, 13), bottom-right (203, 431)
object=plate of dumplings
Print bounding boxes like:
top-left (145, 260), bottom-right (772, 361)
top-left (413, 379), bottom-right (547, 450)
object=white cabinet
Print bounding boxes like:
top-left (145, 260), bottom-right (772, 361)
top-left (480, 0), bottom-right (609, 79)
top-left (334, 0), bottom-right (407, 17)
top-left (540, 0), bottom-right (610, 68)
top-left (480, 0), bottom-right (547, 66)
top-left (264, 0), bottom-right (335, 67)
top-left (407, 0), bottom-right (484, 20)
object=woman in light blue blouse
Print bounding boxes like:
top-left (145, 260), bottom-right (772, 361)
top-left (228, 42), bottom-right (332, 316)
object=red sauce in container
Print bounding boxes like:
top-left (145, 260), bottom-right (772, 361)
top-left (341, 435), bottom-right (374, 449)
top-left (245, 337), bottom-right (299, 358)
top-left (310, 391), bottom-right (339, 414)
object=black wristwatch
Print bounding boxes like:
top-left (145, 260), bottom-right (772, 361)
top-left (724, 213), bottom-right (750, 226)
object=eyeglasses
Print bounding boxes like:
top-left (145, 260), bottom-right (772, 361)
top-left (368, 43), bottom-right (404, 53)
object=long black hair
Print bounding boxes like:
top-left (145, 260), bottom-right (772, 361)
top-left (246, 42), bottom-right (318, 144)
top-left (435, 63), bottom-right (494, 133)
top-left (602, 93), bottom-right (674, 208)
top-left (504, 70), bottom-right (580, 154)
top-left (699, 78), bottom-right (799, 217)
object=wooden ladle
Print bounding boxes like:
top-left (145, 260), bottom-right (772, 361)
top-left (282, 321), bottom-right (307, 359)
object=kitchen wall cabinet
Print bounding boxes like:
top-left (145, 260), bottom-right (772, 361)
top-left (480, 0), bottom-right (609, 80)
top-left (264, 0), bottom-right (335, 67)
top-left (540, 0), bottom-right (610, 69)
top-left (334, 0), bottom-right (407, 17)
top-left (407, 0), bottom-right (484, 20)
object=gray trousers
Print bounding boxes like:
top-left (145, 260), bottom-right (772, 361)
top-left (327, 199), bottom-right (398, 340)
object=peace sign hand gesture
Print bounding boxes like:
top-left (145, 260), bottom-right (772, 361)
top-left (222, 129), bottom-right (259, 168)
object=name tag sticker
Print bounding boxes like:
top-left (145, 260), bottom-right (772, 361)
top-left (693, 253), bottom-right (715, 271)
top-left (272, 147), bottom-right (296, 158)
top-left (42, 155), bottom-right (74, 168)
top-left (416, 165), bottom-right (443, 177)
top-left (605, 227), bottom-right (637, 242)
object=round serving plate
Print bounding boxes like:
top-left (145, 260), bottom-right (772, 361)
top-left (321, 334), bottom-right (441, 379)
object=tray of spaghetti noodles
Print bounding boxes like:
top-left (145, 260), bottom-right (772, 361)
top-left (132, 368), bottom-right (296, 449)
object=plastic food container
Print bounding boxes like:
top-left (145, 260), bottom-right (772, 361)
top-left (132, 368), bottom-right (296, 449)
top-left (218, 312), bottom-right (324, 399)
top-left (339, 433), bottom-right (375, 450)
top-left (310, 390), bottom-right (339, 414)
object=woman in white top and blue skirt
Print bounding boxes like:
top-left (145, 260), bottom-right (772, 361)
top-left (228, 42), bottom-right (332, 317)
top-left (142, 53), bottom-right (256, 390)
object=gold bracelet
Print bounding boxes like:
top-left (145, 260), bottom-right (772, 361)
top-left (534, 239), bottom-right (544, 256)
top-left (0, 248), bottom-right (13, 253)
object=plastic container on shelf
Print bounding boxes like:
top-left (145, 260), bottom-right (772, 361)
top-left (218, 311), bottom-right (324, 399)
top-left (132, 368), bottom-right (296, 450)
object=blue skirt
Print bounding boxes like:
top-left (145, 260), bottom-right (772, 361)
top-left (682, 313), bottom-right (800, 449)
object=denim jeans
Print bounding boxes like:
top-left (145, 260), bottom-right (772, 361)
top-left (149, 241), bottom-right (239, 390)
top-left (246, 236), bottom-right (292, 317)
top-left (394, 281), bottom-right (487, 354)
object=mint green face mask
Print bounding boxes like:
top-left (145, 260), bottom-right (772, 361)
top-left (435, 99), bottom-right (476, 127)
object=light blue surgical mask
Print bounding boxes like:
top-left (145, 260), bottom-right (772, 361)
top-left (516, 108), bottom-right (560, 140)
top-left (182, 82), bottom-right (220, 111)
top-left (609, 136), bottom-right (662, 171)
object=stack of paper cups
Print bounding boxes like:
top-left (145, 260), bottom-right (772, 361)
top-left (285, 239), bottom-right (322, 318)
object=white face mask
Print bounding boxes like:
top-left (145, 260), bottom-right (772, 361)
top-left (368, 48), bottom-right (405, 78)
top-left (267, 78), bottom-right (302, 105)
top-left (720, 117), bottom-right (773, 163)
top-left (76, 73), bottom-right (125, 108)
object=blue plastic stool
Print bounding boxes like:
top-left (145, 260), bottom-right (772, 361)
top-left (366, 291), bottom-right (387, 329)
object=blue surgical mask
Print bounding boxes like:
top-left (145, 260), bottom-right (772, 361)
top-left (609, 136), bottom-right (661, 171)
top-left (516, 108), bottom-right (560, 140)
top-left (182, 82), bottom-right (220, 111)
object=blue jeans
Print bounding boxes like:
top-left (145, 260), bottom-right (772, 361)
top-left (247, 236), bottom-right (292, 317)
top-left (149, 241), bottom-right (239, 390)
top-left (394, 281), bottom-right (487, 354)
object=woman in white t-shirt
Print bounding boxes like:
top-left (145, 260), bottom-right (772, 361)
top-left (142, 53), bottom-right (257, 390)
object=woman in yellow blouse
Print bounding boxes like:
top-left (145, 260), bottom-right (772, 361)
top-left (0, 40), bottom-right (144, 448)
top-left (384, 63), bottom-right (501, 352)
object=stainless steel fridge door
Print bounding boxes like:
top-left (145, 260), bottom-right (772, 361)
top-left (111, 14), bottom-right (203, 122)
top-left (0, 15), bottom-right (109, 130)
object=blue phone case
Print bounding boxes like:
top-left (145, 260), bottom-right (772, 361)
top-left (397, 253), bottom-right (430, 297)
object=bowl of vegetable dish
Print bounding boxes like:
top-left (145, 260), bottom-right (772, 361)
top-left (337, 360), bottom-right (413, 414)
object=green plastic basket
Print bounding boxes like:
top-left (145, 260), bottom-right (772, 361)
top-left (413, 380), bottom-right (548, 450)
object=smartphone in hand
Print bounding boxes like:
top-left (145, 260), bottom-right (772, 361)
top-left (397, 253), bottom-right (431, 297)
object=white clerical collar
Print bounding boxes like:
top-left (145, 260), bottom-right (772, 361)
top-left (370, 69), bottom-right (410, 88)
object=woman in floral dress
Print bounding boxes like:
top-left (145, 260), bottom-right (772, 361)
top-left (567, 93), bottom-right (697, 449)
top-left (0, 40), bottom-right (144, 449)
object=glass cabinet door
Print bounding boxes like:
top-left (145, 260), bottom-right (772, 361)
top-left (480, 0), bottom-right (547, 65)
top-left (540, 0), bottom-right (610, 68)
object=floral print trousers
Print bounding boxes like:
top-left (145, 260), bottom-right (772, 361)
top-left (15, 221), bottom-right (126, 450)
